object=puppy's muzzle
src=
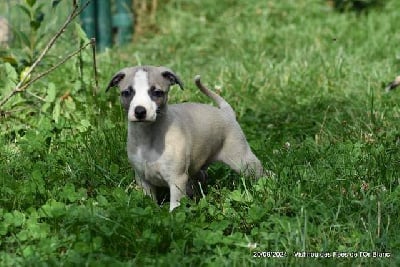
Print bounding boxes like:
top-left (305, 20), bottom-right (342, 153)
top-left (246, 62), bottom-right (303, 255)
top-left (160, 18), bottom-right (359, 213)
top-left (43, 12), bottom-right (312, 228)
top-left (134, 106), bottom-right (147, 120)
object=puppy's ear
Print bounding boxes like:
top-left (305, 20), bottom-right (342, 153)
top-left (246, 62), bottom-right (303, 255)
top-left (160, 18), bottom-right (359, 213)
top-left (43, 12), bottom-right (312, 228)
top-left (160, 68), bottom-right (184, 90)
top-left (105, 72), bottom-right (125, 92)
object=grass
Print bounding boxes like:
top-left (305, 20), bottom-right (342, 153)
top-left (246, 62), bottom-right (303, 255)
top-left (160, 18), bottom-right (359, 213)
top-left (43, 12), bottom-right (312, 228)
top-left (1, 0), bottom-right (400, 265)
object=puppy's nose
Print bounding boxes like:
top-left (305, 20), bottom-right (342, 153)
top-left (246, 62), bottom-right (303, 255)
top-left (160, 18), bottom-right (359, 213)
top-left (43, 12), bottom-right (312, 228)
top-left (134, 106), bottom-right (147, 120)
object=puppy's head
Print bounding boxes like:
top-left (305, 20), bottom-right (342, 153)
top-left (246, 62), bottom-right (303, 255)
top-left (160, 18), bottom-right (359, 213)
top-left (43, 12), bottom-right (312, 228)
top-left (106, 66), bottom-right (183, 122)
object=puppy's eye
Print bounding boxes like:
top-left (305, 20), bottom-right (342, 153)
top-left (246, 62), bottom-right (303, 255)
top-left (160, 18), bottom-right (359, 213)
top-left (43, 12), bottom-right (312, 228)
top-left (121, 87), bottom-right (134, 97)
top-left (151, 89), bottom-right (165, 98)
top-left (121, 90), bottom-right (131, 97)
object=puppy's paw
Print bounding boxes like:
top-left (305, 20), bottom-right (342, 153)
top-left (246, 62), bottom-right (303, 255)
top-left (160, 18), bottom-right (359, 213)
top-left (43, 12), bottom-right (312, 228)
top-left (263, 169), bottom-right (276, 179)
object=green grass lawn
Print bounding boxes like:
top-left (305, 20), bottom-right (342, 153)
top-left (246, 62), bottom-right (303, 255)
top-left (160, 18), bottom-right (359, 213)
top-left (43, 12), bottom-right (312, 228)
top-left (1, 0), bottom-right (400, 265)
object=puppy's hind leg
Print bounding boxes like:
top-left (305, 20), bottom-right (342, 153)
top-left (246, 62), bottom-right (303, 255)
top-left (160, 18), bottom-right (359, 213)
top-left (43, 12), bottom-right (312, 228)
top-left (186, 167), bottom-right (208, 199)
top-left (216, 132), bottom-right (265, 178)
top-left (220, 149), bottom-right (265, 178)
top-left (240, 151), bottom-right (264, 178)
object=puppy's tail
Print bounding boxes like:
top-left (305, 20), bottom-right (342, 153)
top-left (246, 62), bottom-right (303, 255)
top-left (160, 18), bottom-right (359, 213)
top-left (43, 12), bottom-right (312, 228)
top-left (385, 75), bottom-right (400, 92)
top-left (195, 75), bottom-right (235, 117)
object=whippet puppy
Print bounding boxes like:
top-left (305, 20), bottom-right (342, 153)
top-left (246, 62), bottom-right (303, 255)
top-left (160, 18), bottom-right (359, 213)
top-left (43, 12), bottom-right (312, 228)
top-left (106, 66), bottom-right (265, 211)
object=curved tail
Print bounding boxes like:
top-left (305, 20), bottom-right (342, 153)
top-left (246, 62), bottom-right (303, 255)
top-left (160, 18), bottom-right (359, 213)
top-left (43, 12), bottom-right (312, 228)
top-left (385, 75), bottom-right (400, 92)
top-left (194, 75), bottom-right (235, 117)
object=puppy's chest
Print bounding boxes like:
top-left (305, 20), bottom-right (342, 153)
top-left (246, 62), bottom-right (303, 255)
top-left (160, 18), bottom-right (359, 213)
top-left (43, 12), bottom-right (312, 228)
top-left (128, 145), bottom-right (169, 186)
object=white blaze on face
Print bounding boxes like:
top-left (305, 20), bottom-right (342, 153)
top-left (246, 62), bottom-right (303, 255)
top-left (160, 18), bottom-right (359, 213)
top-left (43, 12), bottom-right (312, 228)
top-left (128, 70), bottom-right (157, 121)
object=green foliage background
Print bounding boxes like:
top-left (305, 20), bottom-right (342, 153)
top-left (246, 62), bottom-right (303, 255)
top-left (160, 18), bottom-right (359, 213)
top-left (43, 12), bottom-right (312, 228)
top-left (1, 0), bottom-right (400, 265)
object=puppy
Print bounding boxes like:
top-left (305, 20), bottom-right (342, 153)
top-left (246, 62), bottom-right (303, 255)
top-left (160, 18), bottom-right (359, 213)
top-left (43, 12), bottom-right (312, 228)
top-left (106, 66), bottom-right (264, 211)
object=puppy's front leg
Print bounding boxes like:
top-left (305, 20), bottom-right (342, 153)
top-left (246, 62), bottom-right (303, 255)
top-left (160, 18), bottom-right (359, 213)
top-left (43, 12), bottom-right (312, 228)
top-left (135, 172), bottom-right (157, 201)
top-left (168, 174), bottom-right (188, 211)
